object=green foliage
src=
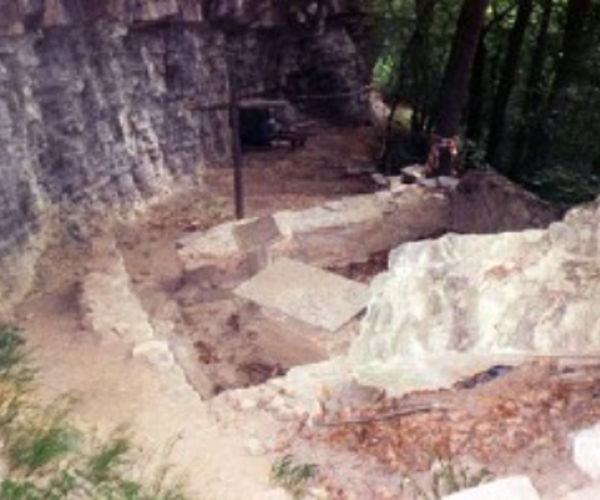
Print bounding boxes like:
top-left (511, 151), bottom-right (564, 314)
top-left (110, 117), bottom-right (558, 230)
top-left (368, 0), bottom-right (459, 105)
top-left (6, 403), bottom-right (80, 474)
top-left (367, 0), bottom-right (600, 203)
top-left (0, 326), bottom-right (27, 373)
top-left (85, 434), bottom-right (132, 485)
top-left (270, 454), bottom-right (318, 500)
top-left (0, 327), bottom-right (188, 500)
top-left (0, 325), bottom-right (34, 385)
top-left (403, 459), bottom-right (494, 500)
top-left (460, 139), bottom-right (490, 172)
top-left (521, 167), bottom-right (600, 206)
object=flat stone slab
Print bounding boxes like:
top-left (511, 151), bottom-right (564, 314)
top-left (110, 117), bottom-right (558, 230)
top-left (233, 215), bottom-right (282, 251)
top-left (234, 258), bottom-right (368, 332)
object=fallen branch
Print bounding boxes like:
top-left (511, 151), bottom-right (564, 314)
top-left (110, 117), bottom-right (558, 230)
top-left (316, 401), bottom-right (453, 428)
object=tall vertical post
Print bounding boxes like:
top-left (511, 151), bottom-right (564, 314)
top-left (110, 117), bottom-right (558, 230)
top-left (227, 42), bottom-right (245, 220)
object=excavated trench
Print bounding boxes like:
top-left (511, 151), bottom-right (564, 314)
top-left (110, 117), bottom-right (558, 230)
top-left (115, 123), bottom-right (560, 401)
top-left (173, 251), bottom-right (389, 396)
top-left (109, 124), bottom-right (403, 399)
top-left (159, 182), bottom-right (452, 398)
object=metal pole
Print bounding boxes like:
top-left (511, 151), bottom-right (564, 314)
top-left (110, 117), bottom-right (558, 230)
top-left (227, 45), bottom-right (245, 220)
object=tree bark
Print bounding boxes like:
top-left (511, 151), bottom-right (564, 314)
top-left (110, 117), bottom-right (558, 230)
top-left (427, 0), bottom-right (490, 176)
top-left (465, 36), bottom-right (487, 146)
top-left (485, 0), bottom-right (534, 167)
top-left (465, 3), bottom-right (520, 166)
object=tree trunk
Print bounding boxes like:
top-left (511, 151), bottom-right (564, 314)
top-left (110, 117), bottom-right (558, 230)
top-left (509, 0), bottom-right (554, 176)
top-left (524, 0), bottom-right (592, 172)
top-left (465, 36), bottom-right (486, 146)
top-left (427, 0), bottom-right (490, 176)
top-left (410, 0), bottom-right (436, 132)
top-left (379, 0), bottom-right (438, 172)
top-left (485, 0), bottom-right (534, 168)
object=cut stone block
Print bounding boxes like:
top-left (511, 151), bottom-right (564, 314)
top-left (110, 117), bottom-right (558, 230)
top-left (234, 258), bottom-right (368, 332)
top-left (242, 308), bottom-right (329, 366)
top-left (81, 237), bottom-right (155, 345)
top-left (233, 215), bottom-right (282, 251)
top-left (441, 476), bottom-right (540, 500)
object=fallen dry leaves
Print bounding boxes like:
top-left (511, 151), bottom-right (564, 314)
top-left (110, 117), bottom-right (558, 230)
top-left (312, 361), bottom-right (600, 473)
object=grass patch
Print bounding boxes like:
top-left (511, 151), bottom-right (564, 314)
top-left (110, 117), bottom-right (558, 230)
top-left (270, 454), bottom-right (318, 500)
top-left (0, 325), bottom-right (188, 500)
top-left (403, 458), bottom-right (494, 499)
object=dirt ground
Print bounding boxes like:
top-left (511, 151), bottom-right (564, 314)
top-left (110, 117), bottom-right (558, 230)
top-left (5, 124), bottom-right (599, 499)
top-left (7, 125), bottom-right (383, 499)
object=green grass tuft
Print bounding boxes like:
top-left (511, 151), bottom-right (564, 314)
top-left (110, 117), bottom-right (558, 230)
top-left (403, 458), bottom-right (494, 500)
top-left (270, 454), bottom-right (318, 499)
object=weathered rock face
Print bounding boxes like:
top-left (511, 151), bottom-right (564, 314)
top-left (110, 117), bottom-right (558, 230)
top-left (351, 197), bottom-right (600, 392)
top-left (0, 0), bottom-right (367, 312)
top-left (0, 0), bottom-right (354, 33)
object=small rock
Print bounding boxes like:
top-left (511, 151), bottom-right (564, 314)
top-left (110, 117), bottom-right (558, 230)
top-left (439, 176), bottom-right (460, 189)
top-left (417, 176), bottom-right (458, 189)
top-left (573, 424), bottom-right (600, 479)
top-left (371, 173), bottom-right (389, 187)
top-left (441, 476), bottom-right (541, 500)
top-left (390, 176), bottom-right (409, 194)
top-left (244, 437), bottom-right (266, 456)
top-left (132, 340), bottom-right (175, 371)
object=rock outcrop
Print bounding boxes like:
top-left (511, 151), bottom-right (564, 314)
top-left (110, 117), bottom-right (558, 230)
top-left (351, 197), bottom-right (600, 392)
top-left (0, 0), bottom-right (367, 312)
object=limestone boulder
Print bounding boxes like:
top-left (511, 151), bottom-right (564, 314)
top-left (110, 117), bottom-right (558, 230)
top-left (351, 198), bottom-right (600, 392)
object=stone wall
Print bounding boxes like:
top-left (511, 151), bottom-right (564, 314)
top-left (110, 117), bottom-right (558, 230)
top-left (0, 0), bottom-right (367, 312)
